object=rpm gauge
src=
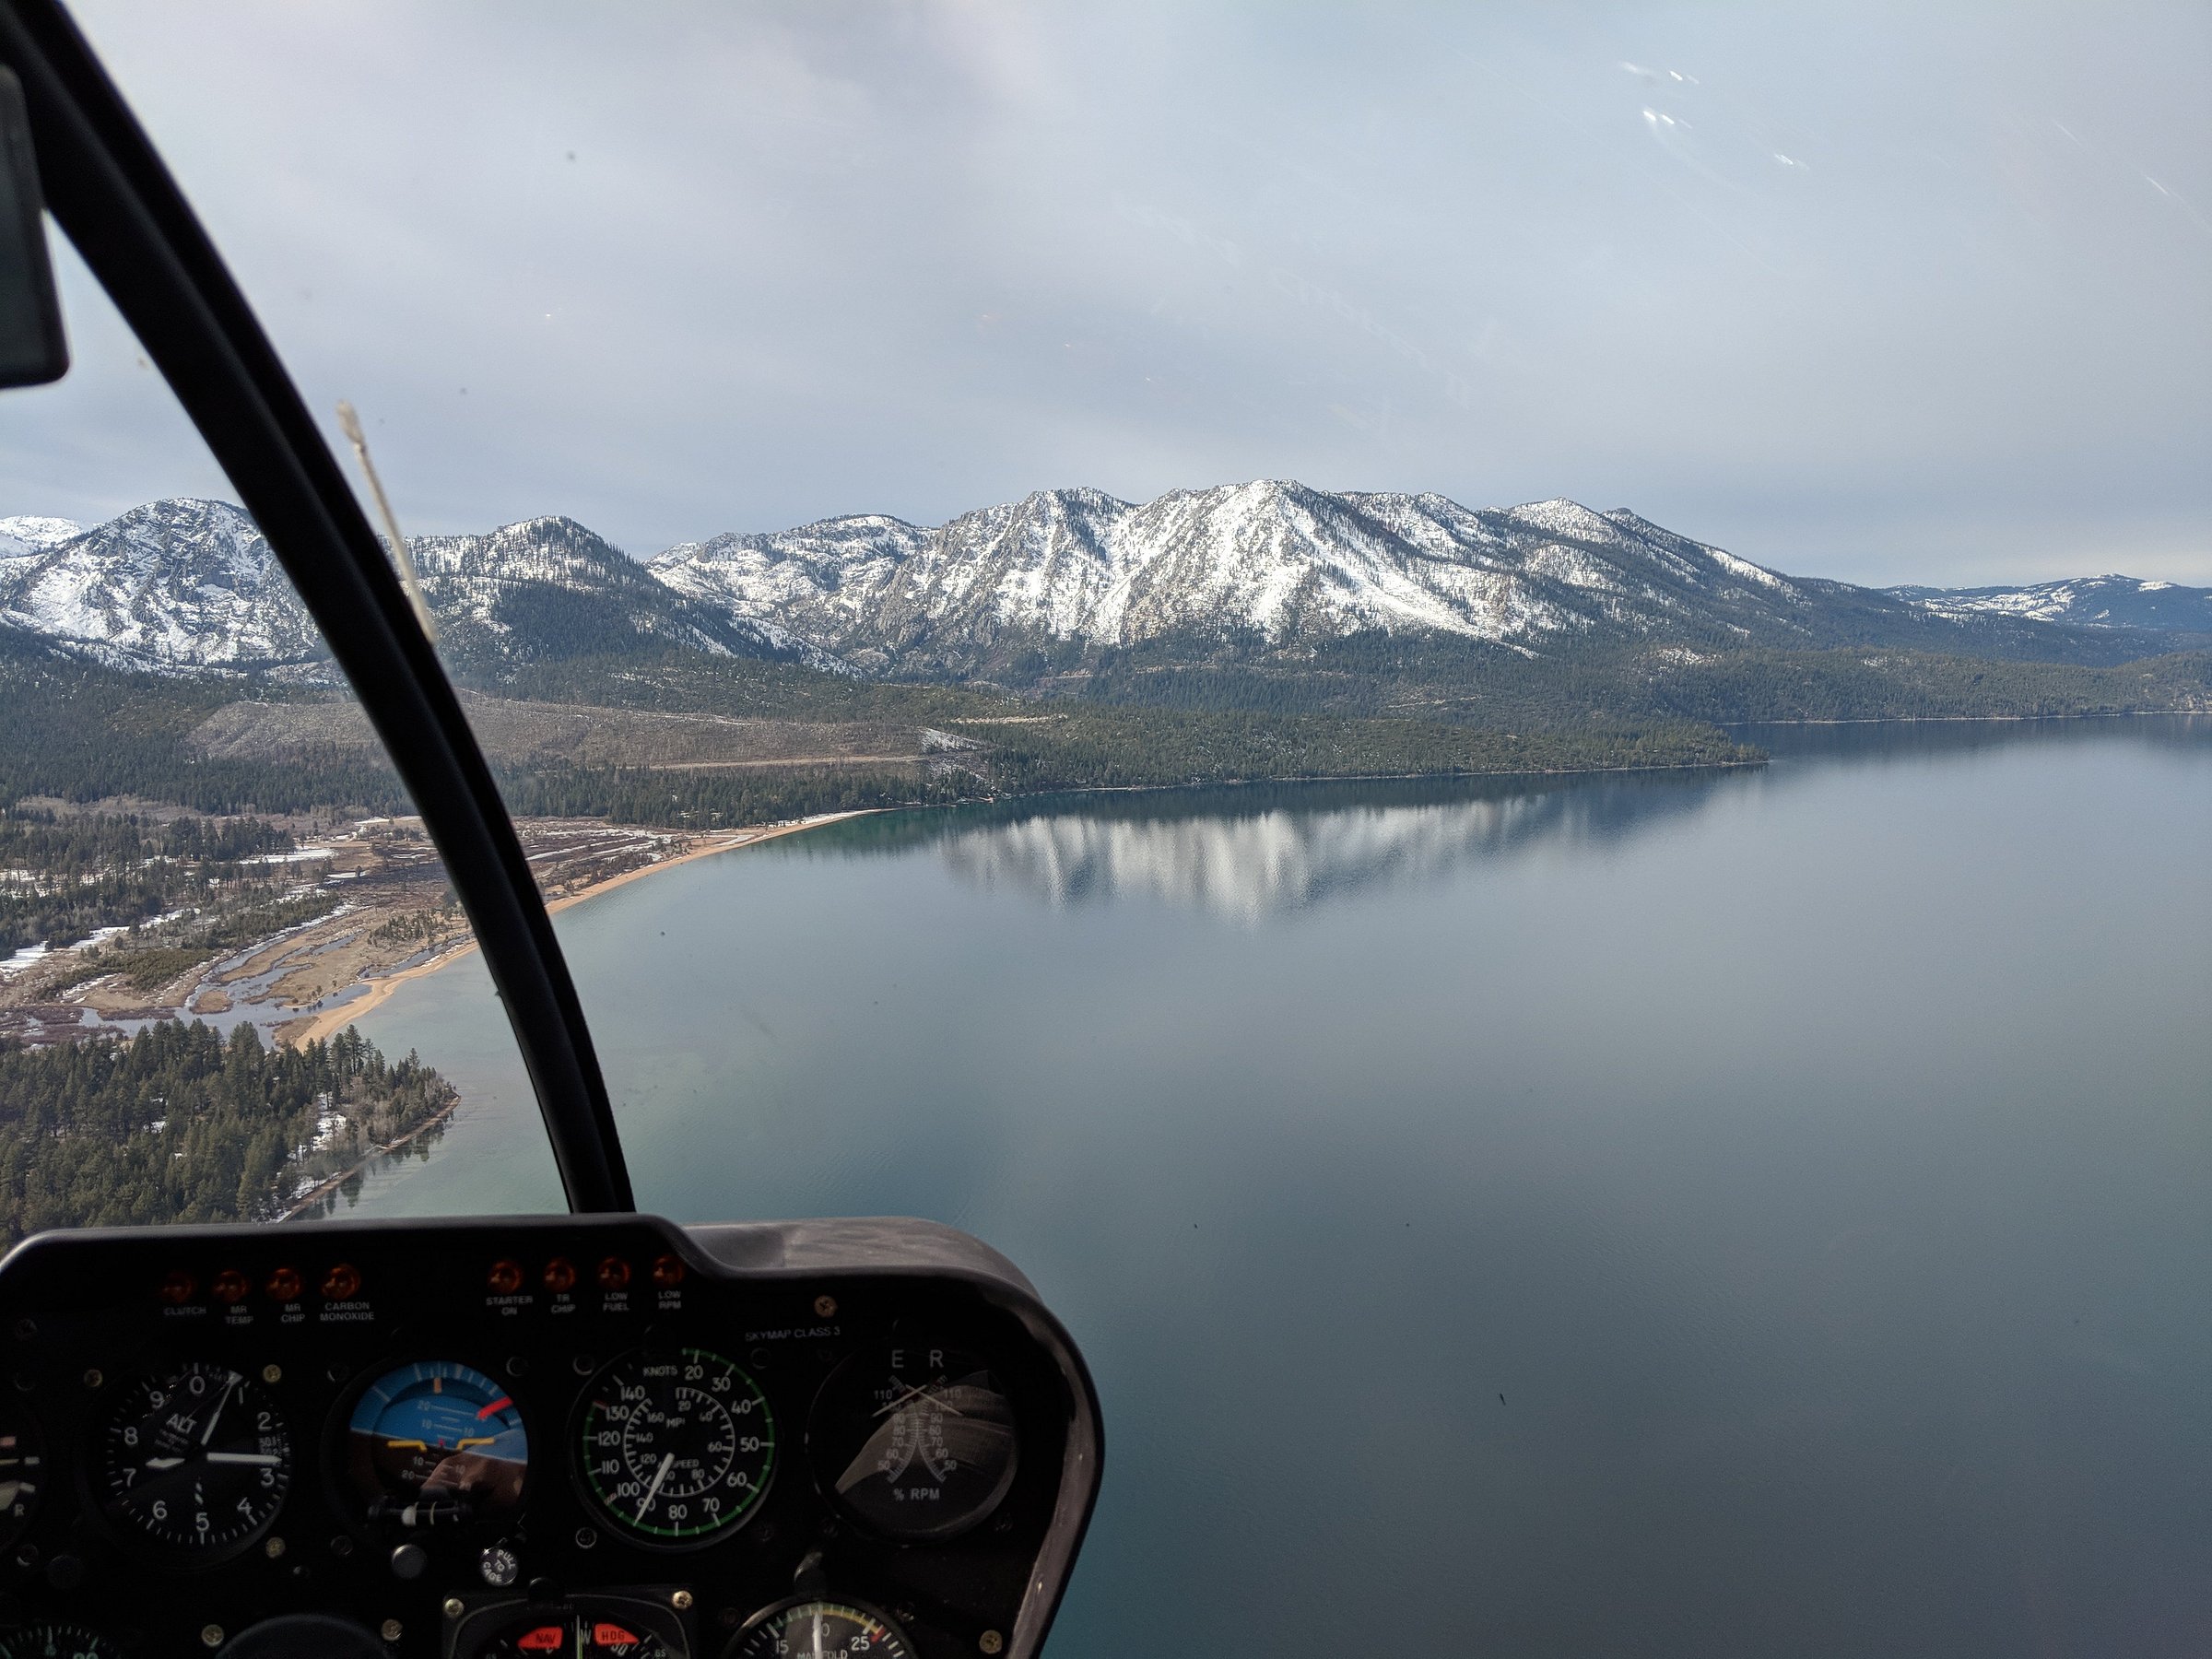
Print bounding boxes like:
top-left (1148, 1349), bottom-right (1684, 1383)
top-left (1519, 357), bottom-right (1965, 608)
top-left (345, 1359), bottom-right (527, 1526)
top-left (727, 1599), bottom-right (912, 1659)
top-left (575, 1347), bottom-right (774, 1543)
top-left (98, 1361), bottom-right (291, 1558)
top-left (807, 1344), bottom-right (1018, 1541)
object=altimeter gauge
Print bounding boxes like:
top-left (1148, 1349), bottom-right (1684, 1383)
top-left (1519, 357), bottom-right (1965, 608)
top-left (575, 1347), bottom-right (774, 1543)
top-left (98, 1360), bottom-right (291, 1558)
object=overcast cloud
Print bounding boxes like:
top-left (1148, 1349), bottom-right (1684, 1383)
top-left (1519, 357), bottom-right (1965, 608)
top-left (6, 1), bottom-right (2208, 585)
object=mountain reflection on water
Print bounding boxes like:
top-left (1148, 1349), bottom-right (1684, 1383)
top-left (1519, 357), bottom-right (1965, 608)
top-left (935, 773), bottom-right (1728, 921)
top-left (794, 714), bottom-right (2210, 922)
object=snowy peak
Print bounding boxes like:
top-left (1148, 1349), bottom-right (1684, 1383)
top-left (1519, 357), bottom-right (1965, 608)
top-left (0, 499), bottom-right (321, 668)
top-left (0, 515), bottom-right (83, 559)
top-left (0, 499), bottom-right (823, 673)
top-left (1887, 574), bottom-right (2212, 633)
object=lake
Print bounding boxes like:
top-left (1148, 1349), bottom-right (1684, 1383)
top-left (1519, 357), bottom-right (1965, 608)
top-left (344, 717), bottom-right (2212, 1657)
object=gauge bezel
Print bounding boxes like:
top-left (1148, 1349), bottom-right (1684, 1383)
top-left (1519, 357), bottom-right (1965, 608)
top-left (569, 1345), bottom-right (777, 1549)
top-left (324, 1354), bottom-right (533, 1537)
top-left (804, 1340), bottom-right (1020, 1545)
top-left (90, 1359), bottom-right (293, 1566)
top-left (724, 1595), bottom-right (915, 1659)
top-left (0, 1622), bottom-right (129, 1659)
top-left (0, 1397), bottom-right (48, 1556)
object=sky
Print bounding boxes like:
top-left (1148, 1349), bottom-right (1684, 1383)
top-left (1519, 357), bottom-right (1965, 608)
top-left (5, 0), bottom-right (2208, 586)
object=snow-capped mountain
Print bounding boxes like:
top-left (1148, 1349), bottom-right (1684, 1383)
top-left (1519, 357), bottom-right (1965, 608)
top-left (1, 500), bottom-right (324, 668)
top-left (1887, 575), bottom-right (2212, 634)
top-left (0, 500), bottom-right (823, 673)
top-left (1, 485), bottom-right (2188, 679)
top-left (651, 480), bottom-right (2147, 675)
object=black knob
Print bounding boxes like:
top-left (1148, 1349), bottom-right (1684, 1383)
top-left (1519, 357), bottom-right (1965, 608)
top-left (388, 1542), bottom-right (428, 1581)
top-left (41, 1555), bottom-right (84, 1593)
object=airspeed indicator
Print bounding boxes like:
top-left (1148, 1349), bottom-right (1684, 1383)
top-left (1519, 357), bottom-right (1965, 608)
top-left (574, 1347), bottom-right (773, 1543)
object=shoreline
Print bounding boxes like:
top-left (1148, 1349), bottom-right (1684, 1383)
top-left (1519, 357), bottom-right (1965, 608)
top-left (283, 810), bottom-right (874, 1048)
top-left (1719, 708), bottom-right (2209, 726)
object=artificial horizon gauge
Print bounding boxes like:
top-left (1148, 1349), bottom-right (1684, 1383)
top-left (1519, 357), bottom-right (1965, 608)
top-left (0, 1402), bottom-right (46, 1550)
top-left (727, 1598), bottom-right (912, 1659)
top-left (345, 1359), bottom-right (527, 1526)
top-left (98, 1360), bottom-right (291, 1557)
top-left (575, 1347), bottom-right (775, 1543)
top-left (807, 1343), bottom-right (1018, 1541)
top-left (0, 1626), bottom-right (126, 1659)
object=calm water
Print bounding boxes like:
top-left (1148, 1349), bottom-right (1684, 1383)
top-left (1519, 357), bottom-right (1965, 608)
top-left (346, 718), bottom-right (2212, 1657)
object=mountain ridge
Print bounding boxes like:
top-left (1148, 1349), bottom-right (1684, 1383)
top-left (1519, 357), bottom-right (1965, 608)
top-left (1886, 574), bottom-right (2212, 633)
top-left (1, 485), bottom-right (2197, 680)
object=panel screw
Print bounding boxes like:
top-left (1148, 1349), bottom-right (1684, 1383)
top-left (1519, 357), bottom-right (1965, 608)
top-left (200, 1627), bottom-right (224, 1649)
top-left (381, 1619), bottom-right (403, 1642)
top-left (262, 1364), bottom-right (282, 1384)
top-left (979, 1634), bottom-right (1004, 1655)
top-left (573, 1526), bottom-right (598, 1550)
top-left (80, 1369), bottom-right (102, 1390)
top-left (444, 1599), bottom-right (465, 1620)
top-left (671, 1590), bottom-right (693, 1611)
top-left (813, 1294), bottom-right (838, 1319)
top-left (264, 1535), bottom-right (286, 1559)
top-left (11, 1319), bottom-right (34, 1341)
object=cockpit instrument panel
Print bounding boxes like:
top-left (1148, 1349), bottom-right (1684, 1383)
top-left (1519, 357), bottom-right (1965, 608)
top-left (0, 1216), bottom-right (1099, 1659)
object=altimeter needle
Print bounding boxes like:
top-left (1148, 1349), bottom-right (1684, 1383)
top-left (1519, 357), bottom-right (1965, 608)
top-left (637, 1452), bottom-right (675, 1522)
top-left (199, 1377), bottom-right (238, 1445)
top-left (143, 1456), bottom-right (184, 1469)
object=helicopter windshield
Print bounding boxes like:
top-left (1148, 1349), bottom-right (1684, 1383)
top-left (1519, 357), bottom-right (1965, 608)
top-left (4, 4), bottom-right (2207, 1656)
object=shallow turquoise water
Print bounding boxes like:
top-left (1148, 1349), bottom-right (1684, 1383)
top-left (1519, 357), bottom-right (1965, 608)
top-left (344, 718), bottom-right (2212, 1656)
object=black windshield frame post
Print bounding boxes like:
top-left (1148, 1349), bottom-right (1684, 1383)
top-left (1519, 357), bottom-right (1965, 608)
top-left (0, 0), bottom-right (635, 1213)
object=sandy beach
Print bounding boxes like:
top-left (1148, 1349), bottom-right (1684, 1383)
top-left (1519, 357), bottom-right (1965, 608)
top-left (283, 811), bottom-right (871, 1048)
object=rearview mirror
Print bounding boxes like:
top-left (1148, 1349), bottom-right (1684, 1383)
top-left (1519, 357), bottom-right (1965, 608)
top-left (0, 64), bottom-right (68, 388)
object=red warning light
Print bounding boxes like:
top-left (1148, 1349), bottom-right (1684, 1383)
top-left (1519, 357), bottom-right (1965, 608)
top-left (649, 1254), bottom-right (685, 1289)
top-left (487, 1260), bottom-right (524, 1295)
top-left (595, 1256), bottom-right (630, 1291)
top-left (265, 1266), bottom-right (303, 1301)
top-left (516, 1626), bottom-right (565, 1653)
top-left (321, 1263), bottom-right (362, 1300)
top-left (158, 1270), bottom-right (196, 1306)
top-left (543, 1257), bottom-right (577, 1294)
top-left (211, 1269), bottom-right (250, 1303)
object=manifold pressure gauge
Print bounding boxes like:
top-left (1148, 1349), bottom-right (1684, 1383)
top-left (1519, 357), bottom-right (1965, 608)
top-left (728, 1598), bottom-right (914, 1659)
